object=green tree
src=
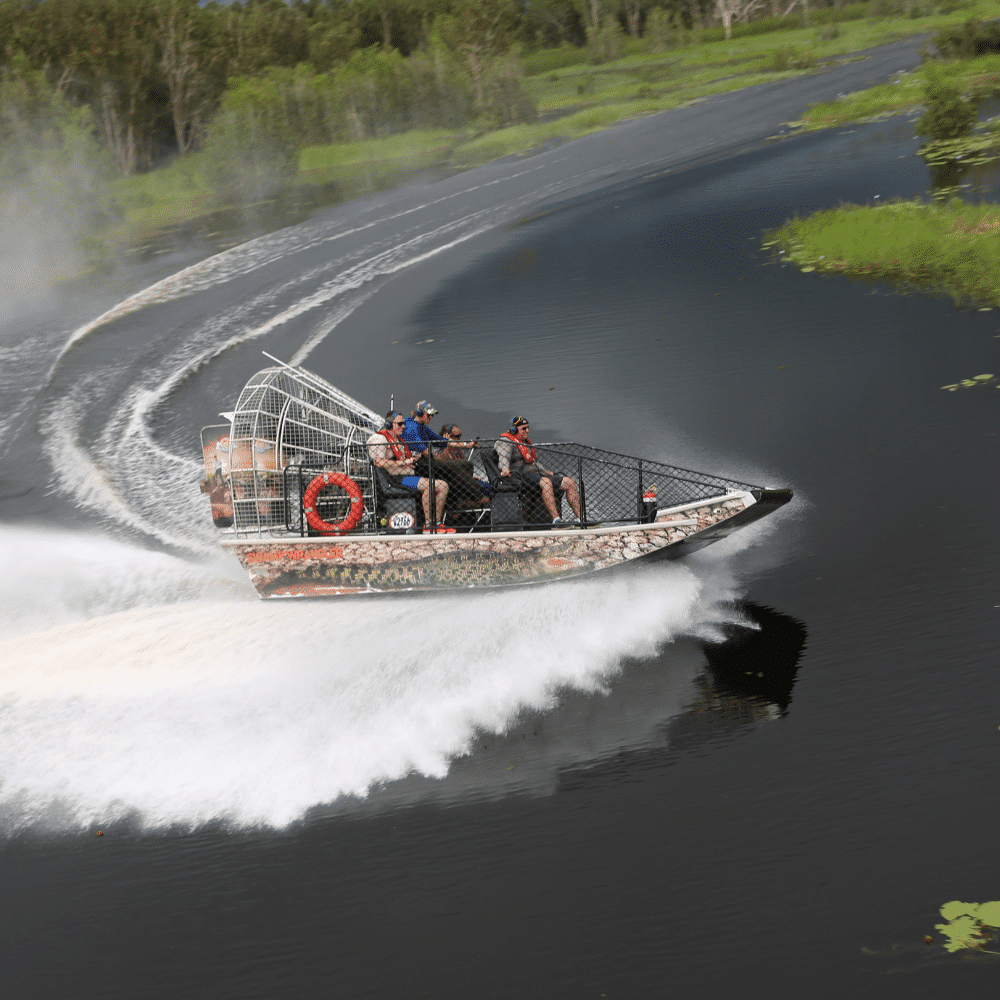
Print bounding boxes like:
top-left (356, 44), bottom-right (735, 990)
top-left (436, 0), bottom-right (525, 118)
top-left (203, 71), bottom-right (300, 203)
top-left (154, 0), bottom-right (220, 155)
top-left (916, 64), bottom-right (977, 142)
top-left (0, 53), bottom-right (116, 278)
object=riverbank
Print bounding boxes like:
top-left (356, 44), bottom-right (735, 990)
top-left (109, 4), bottom-right (996, 253)
top-left (791, 49), bottom-right (1000, 131)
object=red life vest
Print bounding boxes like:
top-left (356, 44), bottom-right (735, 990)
top-left (377, 429), bottom-right (412, 463)
top-left (501, 431), bottom-right (536, 465)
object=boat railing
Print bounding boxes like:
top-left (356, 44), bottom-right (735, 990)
top-left (254, 441), bottom-right (760, 538)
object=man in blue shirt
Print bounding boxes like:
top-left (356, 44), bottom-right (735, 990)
top-left (402, 401), bottom-right (447, 454)
top-left (403, 401), bottom-right (484, 509)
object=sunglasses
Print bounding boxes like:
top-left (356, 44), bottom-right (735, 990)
top-left (392, 420), bottom-right (405, 426)
top-left (517, 425), bottom-right (529, 431)
top-left (449, 431), bottom-right (462, 439)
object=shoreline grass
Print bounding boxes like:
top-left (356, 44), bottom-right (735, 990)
top-left (792, 51), bottom-right (1000, 132)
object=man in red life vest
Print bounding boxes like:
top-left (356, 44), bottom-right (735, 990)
top-left (367, 412), bottom-right (455, 533)
top-left (495, 416), bottom-right (581, 526)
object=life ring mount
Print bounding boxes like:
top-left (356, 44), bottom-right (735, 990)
top-left (303, 472), bottom-right (364, 535)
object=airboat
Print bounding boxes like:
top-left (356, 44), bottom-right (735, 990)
top-left (200, 357), bottom-right (792, 599)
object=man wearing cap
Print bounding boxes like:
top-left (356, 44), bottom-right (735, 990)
top-left (495, 416), bottom-right (581, 526)
top-left (404, 401), bottom-right (482, 510)
top-left (367, 411), bottom-right (454, 533)
top-left (402, 401), bottom-right (448, 454)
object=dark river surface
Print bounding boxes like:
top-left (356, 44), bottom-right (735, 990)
top-left (2, 41), bottom-right (1000, 999)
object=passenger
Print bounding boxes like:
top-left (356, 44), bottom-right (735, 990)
top-left (402, 401), bottom-right (448, 455)
top-left (440, 424), bottom-right (491, 502)
top-left (404, 401), bottom-right (481, 509)
top-left (437, 423), bottom-right (469, 461)
top-left (367, 411), bottom-right (454, 534)
top-left (495, 415), bottom-right (582, 526)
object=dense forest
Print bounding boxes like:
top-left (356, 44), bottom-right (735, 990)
top-left (0, 0), bottom-right (914, 181)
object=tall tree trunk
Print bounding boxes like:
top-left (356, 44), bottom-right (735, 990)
top-left (625, 0), bottom-right (642, 38)
top-left (380, 6), bottom-right (392, 49)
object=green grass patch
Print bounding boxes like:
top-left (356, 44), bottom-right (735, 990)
top-left (110, 129), bottom-right (465, 238)
top-left (111, 152), bottom-right (214, 235)
top-left (299, 129), bottom-right (460, 174)
top-left (766, 197), bottom-right (1000, 306)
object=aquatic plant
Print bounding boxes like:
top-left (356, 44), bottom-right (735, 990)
top-left (941, 373), bottom-right (997, 390)
top-left (933, 900), bottom-right (1000, 953)
top-left (916, 63), bottom-right (977, 142)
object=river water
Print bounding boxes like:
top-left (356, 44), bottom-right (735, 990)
top-left (2, 53), bottom-right (999, 998)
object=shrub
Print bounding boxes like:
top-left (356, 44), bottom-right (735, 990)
top-left (645, 9), bottom-right (679, 52)
top-left (916, 64), bottom-right (977, 141)
top-left (586, 18), bottom-right (624, 65)
top-left (934, 18), bottom-right (1000, 59)
top-left (202, 75), bottom-right (300, 203)
top-left (766, 46), bottom-right (815, 72)
top-left (478, 55), bottom-right (538, 129)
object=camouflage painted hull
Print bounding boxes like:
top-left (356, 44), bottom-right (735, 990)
top-left (223, 489), bottom-right (792, 599)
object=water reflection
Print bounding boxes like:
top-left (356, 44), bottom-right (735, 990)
top-left (309, 603), bottom-right (806, 819)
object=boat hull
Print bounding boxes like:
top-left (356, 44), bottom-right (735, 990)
top-left (223, 489), bottom-right (791, 599)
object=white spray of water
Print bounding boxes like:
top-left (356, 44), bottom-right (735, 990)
top-left (0, 530), bottom-right (748, 834)
top-left (0, 527), bottom-right (252, 641)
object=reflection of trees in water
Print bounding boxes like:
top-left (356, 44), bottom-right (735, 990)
top-left (924, 155), bottom-right (972, 198)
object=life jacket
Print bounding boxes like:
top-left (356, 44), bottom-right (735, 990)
top-left (377, 429), bottom-right (412, 463)
top-left (500, 431), bottom-right (536, 467)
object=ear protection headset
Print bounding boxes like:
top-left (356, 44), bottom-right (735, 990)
top-left (384, 410), bottom-right (403, 429)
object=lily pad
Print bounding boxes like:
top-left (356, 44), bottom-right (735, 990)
top-left (934, 900), bottom-right (1000, 953)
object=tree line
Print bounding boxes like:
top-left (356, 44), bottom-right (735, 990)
top-left (0, 0), bottom-right (881, 183)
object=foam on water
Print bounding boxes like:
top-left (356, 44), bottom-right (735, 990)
top-left (0, 531), bottom-right (750, 834)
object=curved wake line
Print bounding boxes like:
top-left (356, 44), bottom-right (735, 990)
top-left (48, 155), bottom-right (561, 376)
top-left (0, 554), bottom-right (747, 834)
top-left (41, 213), bottom-right (498, 554)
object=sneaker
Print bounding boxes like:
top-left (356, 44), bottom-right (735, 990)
top-left (551, 517), bottom-right (562, 526)
top-left (423, 523), bottom-right (456, 534)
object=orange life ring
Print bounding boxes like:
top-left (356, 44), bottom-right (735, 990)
top-left (302, 472), bottom-right (364, 535)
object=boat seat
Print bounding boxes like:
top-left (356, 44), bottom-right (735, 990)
top-left (481, 450), bottom-right (563, 530)
top-left (371, 463), bottom-right (421, 532)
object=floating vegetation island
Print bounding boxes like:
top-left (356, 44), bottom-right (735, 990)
top-left (933, 900), bottom-right (1000, 954)
top-left (766, 199), bottom-right (1000, 308)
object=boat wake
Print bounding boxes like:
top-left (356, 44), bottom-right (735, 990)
top-left (0, 151), bottom-right (799, 837)
top-left (0, 533), bottom-right (757, 835)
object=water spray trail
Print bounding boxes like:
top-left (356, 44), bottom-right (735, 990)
top-left (0, 559), bottom-right (745, 834)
